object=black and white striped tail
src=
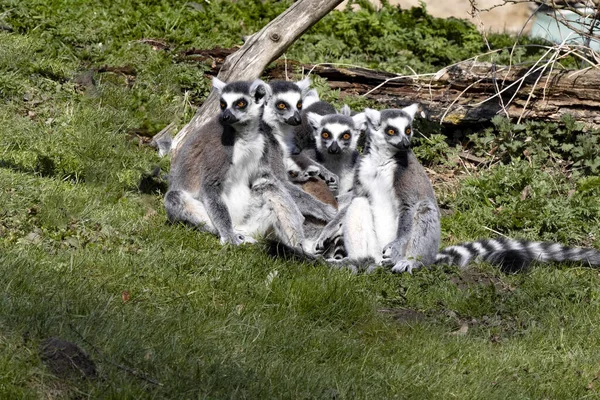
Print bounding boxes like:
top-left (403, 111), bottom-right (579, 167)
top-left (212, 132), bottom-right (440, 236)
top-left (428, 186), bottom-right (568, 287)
top-left (435, 238), bottom-right (600, 272)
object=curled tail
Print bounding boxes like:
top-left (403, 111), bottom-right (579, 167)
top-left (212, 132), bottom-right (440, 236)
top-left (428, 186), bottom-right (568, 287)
top-left (435, 238), bottom-right (600, 272)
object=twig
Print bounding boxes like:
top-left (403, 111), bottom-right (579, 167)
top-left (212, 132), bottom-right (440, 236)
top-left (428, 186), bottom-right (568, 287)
top-left (68, 323), bottom-right (163, 387)
top-left (439, 77), bottom-right (487, 124)
top-left (361, 72), bottom-right (435, 97)
top-left (482, 226), bottom-right (509, 238)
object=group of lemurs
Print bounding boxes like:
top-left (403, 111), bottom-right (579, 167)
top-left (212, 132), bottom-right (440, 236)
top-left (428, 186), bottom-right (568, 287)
top-left (165, 77), bottom-right (600, 273)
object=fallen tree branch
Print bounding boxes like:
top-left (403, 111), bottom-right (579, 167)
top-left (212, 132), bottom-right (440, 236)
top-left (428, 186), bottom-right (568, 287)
top-left (184, 48), bottom-right (600, 127)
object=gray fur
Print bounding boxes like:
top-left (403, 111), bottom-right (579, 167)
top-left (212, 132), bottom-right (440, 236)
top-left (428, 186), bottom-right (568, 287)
top-left (435, 238), bottom-right (600, 272)
top-left (262, 80), bottom-right (338, 223)
top-left (315, 104), bottom-right (440, 273)
top-left (306, 111), bottom-right (365, 198)
top-left (165, 79), bottom-right (306, 249)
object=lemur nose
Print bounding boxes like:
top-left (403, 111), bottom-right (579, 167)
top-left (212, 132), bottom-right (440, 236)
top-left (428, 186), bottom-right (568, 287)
top-left (328, 142), bottom-right (341, 154)
top-left (220, 109), bottom-right (236, 124)
top-left (285, 112), bottom-right (302, 126)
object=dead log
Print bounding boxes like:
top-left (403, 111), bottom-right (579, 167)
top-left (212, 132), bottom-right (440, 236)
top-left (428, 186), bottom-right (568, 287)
top-left (176, 46), bottom-right (600, 128)
top-left (268, 61), bottom-right (600, 127)
top-left (169, 0), bottom-right (344, 156)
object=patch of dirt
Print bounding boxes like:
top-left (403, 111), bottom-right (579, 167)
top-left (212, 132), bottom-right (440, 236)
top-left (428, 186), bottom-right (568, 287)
top-left (378, 307), bottom-right (428, 324)
top-left (39, 337), bottom-right (97, 381)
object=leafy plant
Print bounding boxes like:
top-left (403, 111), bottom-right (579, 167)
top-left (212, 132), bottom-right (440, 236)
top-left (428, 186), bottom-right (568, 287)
top-left (466, 115), bottom-right (600, 175)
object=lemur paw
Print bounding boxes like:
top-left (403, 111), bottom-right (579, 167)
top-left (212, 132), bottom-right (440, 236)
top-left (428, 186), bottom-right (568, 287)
top-left (288, 169), bottom-right (307, 183)
top-left (391, 260), bottom-right (423, 274)
top-left (381, 241), bottom-right (405, 266)
top-left (319, 171), bottom-right (339, 192)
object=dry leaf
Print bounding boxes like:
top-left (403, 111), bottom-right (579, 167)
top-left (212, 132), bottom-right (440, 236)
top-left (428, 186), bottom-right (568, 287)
top-left (451, 323), bottom-right (469, 336)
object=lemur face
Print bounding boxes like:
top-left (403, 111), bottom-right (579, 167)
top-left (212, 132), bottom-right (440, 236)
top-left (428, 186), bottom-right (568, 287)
top-left (364, 104), bottom-right (419, 152)
top-left (307, 113), bottom-right (365, 155)
top-left (265, 78), bottom-right (311, 126)
top-left (212, 77), bottom-right (270, 127)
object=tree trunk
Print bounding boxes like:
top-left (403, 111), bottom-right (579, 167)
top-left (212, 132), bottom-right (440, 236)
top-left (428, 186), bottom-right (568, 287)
top-left (168, 0), bottom-right (344, 157)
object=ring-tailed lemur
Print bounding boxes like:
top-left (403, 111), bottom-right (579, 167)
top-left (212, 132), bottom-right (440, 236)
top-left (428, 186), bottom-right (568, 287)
top-left (305, 106), bottom-right (365, 199)
top-left (261, 79), bottom-right (337, 223)
top-left (316, 105), bottom-right (600, 273)
top-left (164, 78), bottom-right (307, 249)
top-left (314, 104), bottom-right (440, 272)
top-left (287, 91), bottom-right (342, 192)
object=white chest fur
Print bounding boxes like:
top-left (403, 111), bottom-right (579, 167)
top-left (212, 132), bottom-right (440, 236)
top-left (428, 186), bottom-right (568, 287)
top-left (358, 154), bottom-right (399, 249)
top-left (221, 134), bottom-right (266, 225)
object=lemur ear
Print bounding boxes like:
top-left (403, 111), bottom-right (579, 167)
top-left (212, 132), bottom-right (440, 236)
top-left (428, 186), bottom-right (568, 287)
top-left (339, 104), bottom-right (352, 116)
top-left (306, 112), bottom-right (323, 132)
top-left (303, 88), bottom-right (320, 109)
top-left (295, 77), bottom-right (311, 96)
top-left (249, 80), bottom-right (271, 104)
top-left (212, 77), bottom-right (227, 93)
top-left (352, 112), bottom-right (366, 131)
top-left (403, 103), bottom-right (420, 120)
top-left (364, 108), bottom-right (381, 130)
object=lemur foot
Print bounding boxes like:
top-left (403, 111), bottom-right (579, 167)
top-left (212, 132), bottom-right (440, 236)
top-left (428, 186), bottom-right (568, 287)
top-left (304, 165), bottom-right (320, 178)
top-left (319, 170), bottom-right (339, 192)
top-left (220, 233), bottom-right (256, 246)
top-left (390, 259), bottom-right (423, 274)
top-left (381, 240), bottom-right (406, 266)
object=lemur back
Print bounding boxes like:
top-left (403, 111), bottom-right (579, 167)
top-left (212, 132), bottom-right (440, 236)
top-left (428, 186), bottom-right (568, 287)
top-left (165, 78), bottom-right (308, 249)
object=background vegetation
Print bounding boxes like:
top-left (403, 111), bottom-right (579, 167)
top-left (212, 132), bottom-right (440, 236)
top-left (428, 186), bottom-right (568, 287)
top-left (1, 0), bottom-right (600, 398)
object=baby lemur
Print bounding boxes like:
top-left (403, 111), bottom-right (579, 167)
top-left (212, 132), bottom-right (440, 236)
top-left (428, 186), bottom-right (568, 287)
top-left (164, 78), bottom-right (309, 249)
top-left (305, 105), bottom-right (364, 199)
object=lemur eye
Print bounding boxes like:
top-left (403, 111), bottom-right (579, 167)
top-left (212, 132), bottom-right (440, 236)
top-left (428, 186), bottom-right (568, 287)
top-left (277, 102), bottom-right (286, 110)
top-left (288, 171), bottom-right (297, 178)
top-left (297, 102), bottom-right (302, 110)
top-left (342, 133), bottom-right (351, 140)
top-left (405, 127), bottom-right (412, 135)
top-left (236, 100), bottom-right (247, 108)
top-left (387, 128), bottom-right (396, 136)
top-left (322, 131), bottom-right (330, 139)
top-left (219, 101), bottom-right (226, 109)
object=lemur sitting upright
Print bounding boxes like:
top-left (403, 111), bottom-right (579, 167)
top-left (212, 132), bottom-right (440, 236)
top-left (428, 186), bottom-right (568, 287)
top-left (262, 80), bottom-right (340, 192)
top-left (260, 79), bottom-right (338, 223)
top-left (316, 105), bottom-right (600, 273)
top-left (164, 78), bottom-right (308, 249)
top-left (314, 104), bottom-right (440, 272)
top-left (305, 106), bottom-right (364, 199)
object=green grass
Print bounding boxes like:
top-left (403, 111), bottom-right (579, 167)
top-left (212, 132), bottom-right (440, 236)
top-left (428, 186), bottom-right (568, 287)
top-left (2, 0), bottom-right (600, 398)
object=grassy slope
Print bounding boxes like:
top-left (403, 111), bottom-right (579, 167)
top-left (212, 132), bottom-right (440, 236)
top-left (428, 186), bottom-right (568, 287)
top-left (1, 0), bottom-right (600, 398)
